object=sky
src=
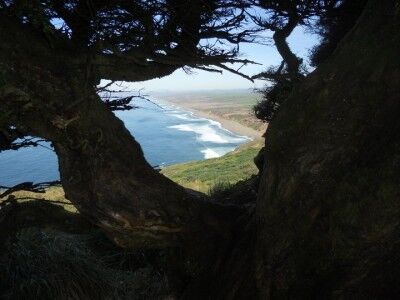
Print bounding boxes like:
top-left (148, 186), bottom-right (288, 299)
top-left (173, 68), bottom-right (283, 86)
top-left (112, 26), bottom-right (320, 93)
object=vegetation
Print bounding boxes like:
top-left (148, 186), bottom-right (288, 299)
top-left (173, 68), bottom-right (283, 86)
top-left (1, 139), bottom-right (262, 202)
top-left (256, 1), bottom-right (400, 297)
top-left (252, 0), bottom-right (368, 123)
top-left (250, 0), bottom-right (320, 122)
top-left (1, 0), bottom-right (400, 298)
top-left (0, 199), bottom-right (173, 299)
top-left (1, 185), bottom-right (74, 211)
top-left (162, 140), bottom-right (262, 193)
top-left (0, 0), bottom-right (259, 252)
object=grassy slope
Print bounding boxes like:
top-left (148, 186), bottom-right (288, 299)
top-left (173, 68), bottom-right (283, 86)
top-left (161, 139), bottom-right (262, 193)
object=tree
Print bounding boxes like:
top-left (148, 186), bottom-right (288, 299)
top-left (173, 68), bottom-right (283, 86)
top-left (249, 0), bottom-right (326, 79)
top-left (1, 0), bottom-right (400, 298)
top-left (256, 0), bottom-right (400, 297)
top-left (0, 0), bottom-right (257, 249)
top-left (249, 0), bottom-right (339, 122)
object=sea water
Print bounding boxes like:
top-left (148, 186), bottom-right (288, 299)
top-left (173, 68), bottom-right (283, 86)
top-left (0, 98), bottom-right (250, 186)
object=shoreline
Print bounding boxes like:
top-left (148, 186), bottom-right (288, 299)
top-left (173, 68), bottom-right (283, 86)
top-left (161, 100), bottom-right (265, 139)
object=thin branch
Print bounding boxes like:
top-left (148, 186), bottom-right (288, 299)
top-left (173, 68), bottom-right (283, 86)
top-left (216, 63), bottom-right (254, 82)
top-left (191, 66), bottom-right (223, 73)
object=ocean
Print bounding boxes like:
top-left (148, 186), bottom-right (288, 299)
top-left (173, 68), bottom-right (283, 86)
top-left (0, 98), bottom-right (251, 186)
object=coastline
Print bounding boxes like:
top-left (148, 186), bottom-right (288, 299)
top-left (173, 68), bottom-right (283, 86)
top-left (161, 100), bottom-right (265, 139)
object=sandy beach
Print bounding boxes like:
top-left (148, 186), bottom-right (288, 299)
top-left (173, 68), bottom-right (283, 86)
top-left (184, 107), bottom-right (264, 139)
top-left (162, 100), bottom-right (266, 139)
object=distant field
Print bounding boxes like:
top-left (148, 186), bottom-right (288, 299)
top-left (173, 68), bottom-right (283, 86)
top-left (157, 89), bottom-right (265, 132)
top-left (161, 139), bottom-right (263, 193)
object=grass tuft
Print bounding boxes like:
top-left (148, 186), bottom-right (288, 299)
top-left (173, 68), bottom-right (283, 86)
top-left (0, 201), bottom-right (173, 300)
top-left (208, 181), bottom-right (233, 198)
top-left (0, 228), bottom-right (114, 299)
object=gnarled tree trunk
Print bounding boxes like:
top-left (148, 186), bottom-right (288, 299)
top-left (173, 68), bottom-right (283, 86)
top-left (256, 0), bottom-right (400, 297)
top-left (2, 0), bottom-right (400, 298)
top-left (0, 17), bottom-right (240, 255)
top-left (52, 94), bottom-right (218, 248)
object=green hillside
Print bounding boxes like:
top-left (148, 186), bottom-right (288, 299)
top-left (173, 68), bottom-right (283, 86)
top-left (161, 140), bottom-right (263, 193)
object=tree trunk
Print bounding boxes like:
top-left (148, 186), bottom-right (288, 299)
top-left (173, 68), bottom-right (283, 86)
top-left (52, 94), bottom-right (214, 248)
top-left (3, 1), bottom-right (400, 298)
top-left (0, 19), bottom-right (246, 295)
top-left (256, 0), bottom-right (400, 297)
top-left (272, 16), bottom-right (302, 78)
top-left (0, 23), bottom-right (239, 252)
top-left (24, 89), bottom-right (241, 248)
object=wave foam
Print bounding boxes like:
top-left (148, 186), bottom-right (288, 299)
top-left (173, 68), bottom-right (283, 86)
top-left (169, 123), bottom-right (237, 143)
top-left (201, 148), bottom-right (221, 159)
top-left (168, 113), bottom-right (193, 121)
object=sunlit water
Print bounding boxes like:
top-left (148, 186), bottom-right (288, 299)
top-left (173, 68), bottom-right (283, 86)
top-left (0, 98), bottom-right (250, 186)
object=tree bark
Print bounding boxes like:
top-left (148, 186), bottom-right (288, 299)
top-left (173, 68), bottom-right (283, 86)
top-left (256, 0), bottom-right (400, 297)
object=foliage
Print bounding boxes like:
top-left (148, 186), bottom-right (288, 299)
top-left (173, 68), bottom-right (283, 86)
top-left (248, 1), bottom-right (329, 121)
top-left (252, 0), bottom-right (367, 122)
top-left (253, 67), bottom-right (298, 121)
top-left (0, 0), bottom-right (257, 152)
top-left (249, 0), bottom-right (339, 79)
